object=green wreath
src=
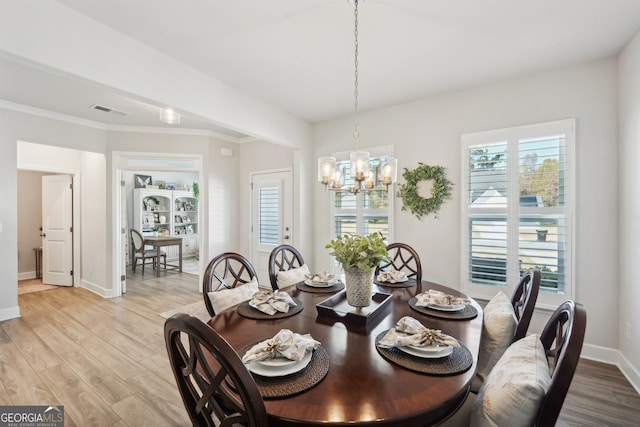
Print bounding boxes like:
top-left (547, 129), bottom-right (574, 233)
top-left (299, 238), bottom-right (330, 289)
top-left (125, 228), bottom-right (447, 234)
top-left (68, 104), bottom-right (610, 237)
top-left (397, 163), bottom-right (453, 219)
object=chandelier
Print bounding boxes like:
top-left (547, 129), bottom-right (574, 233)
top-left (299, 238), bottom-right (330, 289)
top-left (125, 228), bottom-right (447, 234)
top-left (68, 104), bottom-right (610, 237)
top-left (318, 0), bottom-right (397, 193)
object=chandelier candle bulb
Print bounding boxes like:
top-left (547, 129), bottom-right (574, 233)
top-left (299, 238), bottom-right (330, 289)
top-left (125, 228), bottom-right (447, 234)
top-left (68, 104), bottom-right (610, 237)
top-left (318, 157), bottom-right (337, 187)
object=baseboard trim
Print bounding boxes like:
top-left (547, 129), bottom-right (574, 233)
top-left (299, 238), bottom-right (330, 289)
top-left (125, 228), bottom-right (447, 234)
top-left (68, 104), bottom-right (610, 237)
top-left (581, 343), bottom-right (640, 394)
top-left (81, 279), bottom-right (114, 298)
top-left (619, 352), bottom-right (640, 395)
top-left (17, 271), bottom-right (37, 281)
top-left (0, 305), bottom-right (21, 321)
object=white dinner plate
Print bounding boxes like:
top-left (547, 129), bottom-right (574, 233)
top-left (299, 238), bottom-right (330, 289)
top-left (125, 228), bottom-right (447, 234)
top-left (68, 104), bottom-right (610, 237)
top-left (246, 350), bottom-right (312, 377)
top-left (427, 303), bottom-right (466, 312)
top-left (257, 357), bottom-right (298, 368)
top-left (398, 344), bottom-right (453, 359)
top-left (379, 276), bottom-right (408, 283)
top-left (304, 279), bottom-right (334, 288)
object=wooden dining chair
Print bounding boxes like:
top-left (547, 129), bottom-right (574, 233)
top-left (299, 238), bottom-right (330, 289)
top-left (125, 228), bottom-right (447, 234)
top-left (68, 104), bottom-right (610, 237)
top-left (203, 252), bottom-right (258, 317)
top-left (164, 313), bottom-right (268, 427)
top-left (374, 242), bottom-right (423, 284)
top-left (512, 267), bottom-right (541, 341)
top-left (130, 229), bottom-right (166, 275)
top-left (268, 244), bottom-right (305, 290)
top-left (439, 300), bottom-right (586, 427)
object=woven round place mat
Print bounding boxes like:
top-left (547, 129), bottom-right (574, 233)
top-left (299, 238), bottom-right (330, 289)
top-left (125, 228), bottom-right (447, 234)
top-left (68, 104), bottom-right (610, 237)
top-left (240, 345), bottom-right (330, 399)
top-left (296, 281), bottom-right (345, 293)
top-left (408, 298), bottom-right (478, 320)
top-left (374, 278), bottom-right (417, 289)
top-left (374, 330), bottom-right (473, 376)
top-left (237, 298), bottom-right (304, 320)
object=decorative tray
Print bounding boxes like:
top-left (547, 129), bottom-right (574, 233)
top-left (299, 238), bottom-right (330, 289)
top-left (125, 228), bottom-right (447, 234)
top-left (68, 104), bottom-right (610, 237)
top-left (316, 290), bottom-right (392, 333)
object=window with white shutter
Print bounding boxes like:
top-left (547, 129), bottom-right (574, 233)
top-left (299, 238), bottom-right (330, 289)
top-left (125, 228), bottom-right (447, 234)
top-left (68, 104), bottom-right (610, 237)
top-left (259, 186), bottom-right (279, 245)
top-left (461, 119), bottom-right (574, 307)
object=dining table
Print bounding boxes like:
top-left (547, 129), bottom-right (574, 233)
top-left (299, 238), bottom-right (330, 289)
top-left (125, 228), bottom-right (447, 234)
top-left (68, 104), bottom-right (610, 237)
top-left (207, 279), bottom-right (483, 426)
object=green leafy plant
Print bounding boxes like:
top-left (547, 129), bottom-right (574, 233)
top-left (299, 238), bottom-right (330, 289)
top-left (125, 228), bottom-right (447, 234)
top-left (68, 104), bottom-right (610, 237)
top-left (192, 182), bottom-right (199, 203)
top-left (325, 232), bottom-right (390, 272)
top-left (397, 163), bottom-right (453, 219)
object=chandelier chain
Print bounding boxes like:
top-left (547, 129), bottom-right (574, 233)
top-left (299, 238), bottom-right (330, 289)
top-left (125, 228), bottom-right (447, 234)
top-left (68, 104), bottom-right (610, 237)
top-left (353, 0), bottom-right (359, 149)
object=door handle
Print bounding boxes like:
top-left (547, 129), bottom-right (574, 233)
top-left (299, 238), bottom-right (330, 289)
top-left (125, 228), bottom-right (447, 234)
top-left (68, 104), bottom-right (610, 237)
top-left (283, 235), bottom-right (290, 240)
top-left (40, 233), bottom-right (47, 238)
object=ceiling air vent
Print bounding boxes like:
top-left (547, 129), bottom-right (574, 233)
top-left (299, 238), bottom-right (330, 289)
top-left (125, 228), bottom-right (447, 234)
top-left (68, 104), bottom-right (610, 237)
top-left (90, 104), bottom-right (130, 118)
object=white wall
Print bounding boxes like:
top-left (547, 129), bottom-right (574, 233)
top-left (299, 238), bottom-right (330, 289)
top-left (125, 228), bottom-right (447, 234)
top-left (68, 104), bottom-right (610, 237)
top-left (618, 30), bottom-right (640, 388)
top-left (107, 131), bottom-right (241, 272)
top-left (313, 58), bottom-right (619, 353)
top-left (0, 110), bottom-right (109, 321)
top-left (17, 141), bottom-right (107, 295)
top-left (17, 170), bottom-right (45, 278)
top-left (237, 140), bottom-right (296, 257)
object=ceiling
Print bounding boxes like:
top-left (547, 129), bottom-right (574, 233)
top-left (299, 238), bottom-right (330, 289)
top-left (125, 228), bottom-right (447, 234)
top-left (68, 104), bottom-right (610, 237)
top-left (3, 0), bottom-right (640, 140)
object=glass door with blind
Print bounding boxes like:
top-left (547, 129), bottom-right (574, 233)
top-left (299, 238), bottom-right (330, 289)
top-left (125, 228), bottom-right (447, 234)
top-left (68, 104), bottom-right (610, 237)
top-left (250, 170), bottom-right (292, 286)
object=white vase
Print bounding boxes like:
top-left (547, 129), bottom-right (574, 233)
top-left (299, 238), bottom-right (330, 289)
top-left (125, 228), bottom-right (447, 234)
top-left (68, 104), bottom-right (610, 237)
top-left (344, 268), bottom-right (374, 308)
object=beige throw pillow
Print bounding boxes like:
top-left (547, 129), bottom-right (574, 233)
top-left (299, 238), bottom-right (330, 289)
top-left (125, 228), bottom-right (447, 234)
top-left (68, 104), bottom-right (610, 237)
top-left (471, 334), bottom-right (551, 427)
top-left (475, 291), bottom-right (517, 381)
top-left (208, 277), bottom-right (259, 314)
top-left (277, 264), bottom-right (310, 288)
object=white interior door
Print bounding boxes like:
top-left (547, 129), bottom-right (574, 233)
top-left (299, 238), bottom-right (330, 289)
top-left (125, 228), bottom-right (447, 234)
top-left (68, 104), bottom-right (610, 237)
top-left (42, 174), bottom-right (73, 286)
top-left (251, 170), bottom-right (292, 286)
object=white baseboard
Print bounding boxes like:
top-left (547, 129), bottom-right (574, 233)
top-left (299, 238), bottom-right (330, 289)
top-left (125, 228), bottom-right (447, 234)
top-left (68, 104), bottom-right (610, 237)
top-left (17, 271), bottom-right (37, 281)
top-left (581, 343), bottom-right (640, 394)
top-left (0, 305), bottom-right (21, 321)
top-left (619, 352), bottom-right (640, 395)
top-left (80, 279), bottom-right (115, 298)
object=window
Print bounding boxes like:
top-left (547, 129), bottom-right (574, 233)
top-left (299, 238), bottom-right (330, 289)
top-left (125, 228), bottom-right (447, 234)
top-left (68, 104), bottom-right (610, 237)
top-left (461, 119), bottom-right (574, 307)
top-left (258, 186), bottom-right (279, 245)
top-left (330, 147), bottom-right (395, 262)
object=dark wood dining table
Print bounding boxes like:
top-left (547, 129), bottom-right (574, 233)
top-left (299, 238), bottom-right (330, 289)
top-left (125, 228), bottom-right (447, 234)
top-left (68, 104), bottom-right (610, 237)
top-left (208, 280), bottom-right (482, 426)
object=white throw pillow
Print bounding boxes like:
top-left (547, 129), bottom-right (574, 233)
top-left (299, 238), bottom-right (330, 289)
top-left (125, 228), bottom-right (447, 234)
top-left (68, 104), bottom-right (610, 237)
top-left (475, 291), bottom-right (517, 381)
top-left (276, 264), bottom-right (310, 288)
top-left (208, 277), bottom-right (259, 314)
top-left (471, 334), bottom-right (551, 427)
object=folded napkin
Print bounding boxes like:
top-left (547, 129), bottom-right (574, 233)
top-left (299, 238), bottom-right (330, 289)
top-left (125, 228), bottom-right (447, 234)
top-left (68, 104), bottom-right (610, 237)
top-left (249, 290), bottom-right (297, 315)
top-left (242, 329), bottom-right (320, 364)
top-left (378, 316), bottom-right (460, 349)
top-left (415, 289), bottom-right (471, 307)
top-left (305, 271), bottom-right (338, 283)
top-left (376, 269), bottom-right (407, 283)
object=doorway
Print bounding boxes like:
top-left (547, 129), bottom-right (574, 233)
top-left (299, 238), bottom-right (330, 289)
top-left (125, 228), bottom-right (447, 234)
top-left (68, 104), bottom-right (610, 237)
top-left (17, 169), bottom-right (78, 287)
top-left (113, 152), bottom-right (204, 297)
top-left (250, 169), bottom-right (293, 285)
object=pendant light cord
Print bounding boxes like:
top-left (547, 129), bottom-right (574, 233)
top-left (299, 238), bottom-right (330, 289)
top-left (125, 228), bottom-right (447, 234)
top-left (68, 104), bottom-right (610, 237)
top-left (353, 0), bottom-right (360, 151)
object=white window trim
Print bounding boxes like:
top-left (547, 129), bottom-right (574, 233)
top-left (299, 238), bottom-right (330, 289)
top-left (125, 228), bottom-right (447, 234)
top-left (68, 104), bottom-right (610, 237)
top-left (460, 119), bottom-right (575, 309)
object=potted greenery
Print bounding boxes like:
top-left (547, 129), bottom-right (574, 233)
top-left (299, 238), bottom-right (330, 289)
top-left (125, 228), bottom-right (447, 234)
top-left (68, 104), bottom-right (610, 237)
top-left (326, 232), bottom-right (390, 308)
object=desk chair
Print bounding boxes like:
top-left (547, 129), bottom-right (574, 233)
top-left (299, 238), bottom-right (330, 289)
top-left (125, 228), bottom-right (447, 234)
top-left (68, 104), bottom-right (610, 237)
top-left (130, 229), bottom-right (166, 276)
top-left (164, 313), bottom-right (268, 427)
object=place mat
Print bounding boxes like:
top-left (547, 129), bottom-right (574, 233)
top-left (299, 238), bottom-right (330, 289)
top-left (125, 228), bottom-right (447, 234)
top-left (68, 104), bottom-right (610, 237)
top-left (374, 278), bottom-right (417, 288)
top-left (408, 297), bottom-right (478, 320)
top-left (374, 330), bottom-right (473, 376)
top-left (237, 297), bottom-right (304, 320)
top-left (296, 281), bottom-right (345, 293)
top-left (239, 344), bottom-right (330, 399)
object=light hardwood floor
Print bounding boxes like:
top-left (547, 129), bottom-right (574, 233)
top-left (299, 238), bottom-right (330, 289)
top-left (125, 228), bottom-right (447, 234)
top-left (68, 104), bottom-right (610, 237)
top-left (1, 271), bottom-right (639, 426)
